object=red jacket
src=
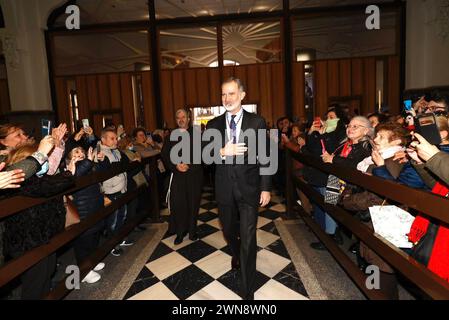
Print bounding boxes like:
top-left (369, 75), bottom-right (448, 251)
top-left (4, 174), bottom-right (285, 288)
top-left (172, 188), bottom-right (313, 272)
top-left (408, 182), bottom-right (449, 282)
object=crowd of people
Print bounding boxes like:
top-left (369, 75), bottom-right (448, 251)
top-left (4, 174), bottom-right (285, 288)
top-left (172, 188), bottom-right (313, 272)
top-left (277, 90), bottom-right (449, 299)
top-left (0, 121), bottom-right (166, 299)
top-left (0, 85), bottom-right (448, 300)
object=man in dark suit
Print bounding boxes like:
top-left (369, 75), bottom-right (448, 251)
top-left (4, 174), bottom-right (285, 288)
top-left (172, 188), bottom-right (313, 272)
top-left (206, 77), bottom-right (272, 300)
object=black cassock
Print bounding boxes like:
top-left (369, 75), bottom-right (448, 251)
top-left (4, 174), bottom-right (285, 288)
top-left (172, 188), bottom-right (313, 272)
top-left (161, 126), bottom-right (203, 238)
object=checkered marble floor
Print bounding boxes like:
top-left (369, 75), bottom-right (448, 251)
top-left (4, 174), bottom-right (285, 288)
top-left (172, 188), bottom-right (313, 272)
top-left (124, 186), bottom-right (309, 300)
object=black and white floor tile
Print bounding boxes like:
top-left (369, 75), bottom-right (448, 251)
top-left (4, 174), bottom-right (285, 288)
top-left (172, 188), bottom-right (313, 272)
top-left (124, 186), bottom-right (309, 300)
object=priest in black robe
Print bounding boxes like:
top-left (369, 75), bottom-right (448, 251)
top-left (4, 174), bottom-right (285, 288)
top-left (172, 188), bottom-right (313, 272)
top-left (161, 109), bottom-right (203, 245)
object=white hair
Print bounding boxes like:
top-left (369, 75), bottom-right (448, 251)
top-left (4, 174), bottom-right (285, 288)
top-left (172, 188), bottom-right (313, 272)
top-left (350, 116), bottom-right (374, 139)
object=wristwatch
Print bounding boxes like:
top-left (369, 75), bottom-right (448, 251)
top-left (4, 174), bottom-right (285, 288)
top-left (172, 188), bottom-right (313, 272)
top-left (31, 151), bottom-right (49, 165)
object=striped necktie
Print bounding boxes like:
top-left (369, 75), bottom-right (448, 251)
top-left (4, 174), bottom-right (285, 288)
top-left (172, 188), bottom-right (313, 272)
top-left (230, 115), bottom-right (237, 143)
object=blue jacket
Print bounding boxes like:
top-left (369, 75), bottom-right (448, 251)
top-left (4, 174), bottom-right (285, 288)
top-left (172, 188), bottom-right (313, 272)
top-left (372, 162), bottom-right (429, 190)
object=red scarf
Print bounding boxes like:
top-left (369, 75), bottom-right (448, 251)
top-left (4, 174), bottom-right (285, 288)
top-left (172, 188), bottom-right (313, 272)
top-left (408, 182), bottom-right (449, 281)
top-left (340, 141), bottom-right (353, 158)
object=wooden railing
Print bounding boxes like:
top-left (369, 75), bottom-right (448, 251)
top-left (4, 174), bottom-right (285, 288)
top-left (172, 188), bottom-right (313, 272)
top-left (285, 150), bottom-right (449, 300)
top-left (0, 154), bottom-right (161, 300)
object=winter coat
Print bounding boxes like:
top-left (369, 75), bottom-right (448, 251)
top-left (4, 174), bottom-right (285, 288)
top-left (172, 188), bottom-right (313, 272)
top-left (302, 125), bottom-right (347, 187)
top-left (2, 172), bottom-right (74, 257)
top-left (97, 146), bottom-right (127, 195)
top-left (372, 162), bottom-right (428, 190)
top-left (332, 140), bottom-right (372, 169)
top-left (71, 159), bottom-right (104, 219)
top-left (425, 151), bottom-right (449, 186)
top-left (0, 154), bottom-right (41, 179)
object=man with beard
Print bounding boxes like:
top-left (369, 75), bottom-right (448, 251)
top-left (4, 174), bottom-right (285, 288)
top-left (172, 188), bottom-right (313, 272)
top-left (161, 109), bottom-right (203, 245)
top-left (206, 77), bottom-right (272, 300)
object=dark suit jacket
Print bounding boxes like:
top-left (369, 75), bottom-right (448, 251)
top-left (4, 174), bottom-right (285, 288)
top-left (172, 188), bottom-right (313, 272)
top-left (206, 110), bottom-right (272, 208)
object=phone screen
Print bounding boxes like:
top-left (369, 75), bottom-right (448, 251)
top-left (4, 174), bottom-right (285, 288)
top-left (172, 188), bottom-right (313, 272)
top-left (82, 119), bottom-right (89, 129)
top-left (41, 119), bottom-right (51, 137)
top-left (404, 100), bottom-right (412, 111)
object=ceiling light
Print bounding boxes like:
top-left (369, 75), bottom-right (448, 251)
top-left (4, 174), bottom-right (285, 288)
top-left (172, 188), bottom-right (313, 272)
top-left (254, 6), bottom-right (269, 11)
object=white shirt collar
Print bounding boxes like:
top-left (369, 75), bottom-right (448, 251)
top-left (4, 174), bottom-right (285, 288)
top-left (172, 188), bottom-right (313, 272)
top-left (226, 107), bottom-right (243, 121)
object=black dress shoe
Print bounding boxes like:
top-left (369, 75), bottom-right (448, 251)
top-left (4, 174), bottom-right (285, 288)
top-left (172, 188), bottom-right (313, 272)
top-left (174, 235), bottom-right (183, 245)
top-left (310, 242), bottom-right (326, 251)
top-left (231, 256), bottom-right (240, 270)
top-left (189, 233), bottom-right (199, 241)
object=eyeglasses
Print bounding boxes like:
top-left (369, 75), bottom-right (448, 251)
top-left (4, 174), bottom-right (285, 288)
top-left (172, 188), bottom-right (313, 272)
top-left (346, 124), bottom-right (366, 130)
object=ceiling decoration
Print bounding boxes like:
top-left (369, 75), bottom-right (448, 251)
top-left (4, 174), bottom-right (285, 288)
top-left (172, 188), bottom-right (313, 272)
top-left (51, 1), bottom-right (397, 74)
top-left (160, 22), bottom-right (281, 69)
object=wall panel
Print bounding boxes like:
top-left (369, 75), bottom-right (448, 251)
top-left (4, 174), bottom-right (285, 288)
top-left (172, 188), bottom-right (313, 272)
top-left (363, 58), bottom-right (376, 115)
top-left (271, 63), bottom-right (285, 123)
top-left (258, 64), bottom-right (272, 123)
top-left (86, 75), bottom-right (99, 110)
top-left (246, 65), bottom-right (260, 103)
top-left (351, 58), bottom-right (364, 97)
top-left (54, 78), bottom-right (70, 125)
top-left (315, 60), bottom-right (328, 117)
top-left (292, 62), bottom-right (305, 119)
top-left (196, 68), bottom-right (210, 106)
top-left (97, 74), bottom-right (110, 110)
top-left (339, 59), bottom-right (352, 97)
top-left (141, 71), bottom-right (157, 130)
top-left (119, 73), bottom-right (135, 132)
top-left (109, 74), bottom-right (122, 109)
top-left (171, 70), bottom-right (186, 110)
top-left (75, 76), bottom-right (89, 120)
top-left (160, 70), bottom-right (174, 128)
top-left (327, 60), bottom-right (340, 98)
top-left (184, 69), bottom-right (197, 106)
top-left (388, 56), bottom-right (400, 115)
top-left (208, 68), bottom-right (221, 106)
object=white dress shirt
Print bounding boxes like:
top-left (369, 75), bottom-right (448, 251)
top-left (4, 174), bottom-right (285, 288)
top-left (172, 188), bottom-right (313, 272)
top-left (226, 107), bottom-right (244, 143)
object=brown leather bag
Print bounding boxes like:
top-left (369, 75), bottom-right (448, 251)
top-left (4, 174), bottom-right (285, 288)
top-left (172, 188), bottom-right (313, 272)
top-left (64, 196), bottom-right (80, 229)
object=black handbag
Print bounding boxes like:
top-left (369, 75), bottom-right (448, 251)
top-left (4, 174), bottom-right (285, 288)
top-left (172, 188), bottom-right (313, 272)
top-left (410, 223), bottom-right (439, 266)
top-left (324, 174), bottom-right (346, 205)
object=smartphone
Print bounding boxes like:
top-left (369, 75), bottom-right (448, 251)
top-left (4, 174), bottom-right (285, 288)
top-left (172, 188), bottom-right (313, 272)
top-left (96, 142), bottom-right (101, 154)
top-left (404, 100), bottom-right (412, 112)
top-left (82, 119), bottom-right (89, 130)
top-left (415, 114), bottom-right (442, 145)
top-left (314, 117), bottom-right (322, 128)
top-left (41, 119), bottom-right (52, 137)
